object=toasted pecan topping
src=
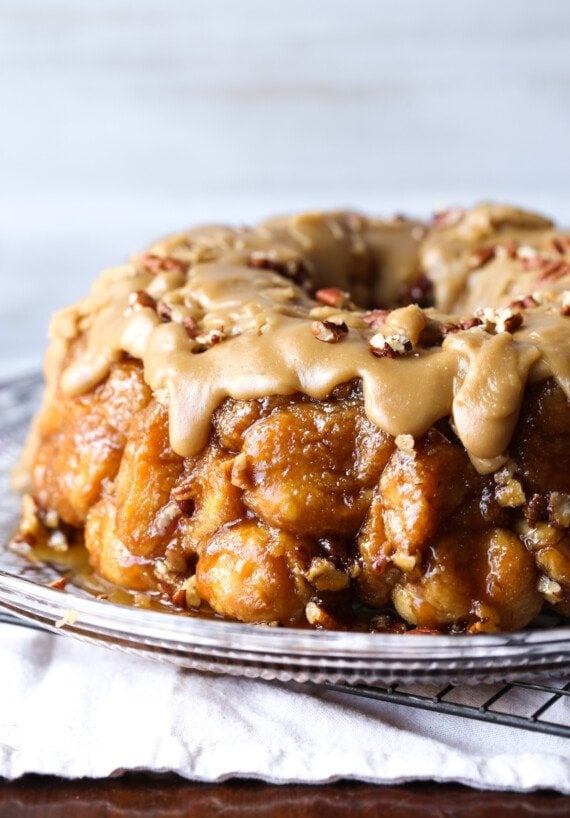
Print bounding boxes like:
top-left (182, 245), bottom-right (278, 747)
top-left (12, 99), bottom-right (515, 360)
top-left (127, 290), bottom-right (157, 312)
top-left (548, 236), bottom-right (569, 255)
top-left (509, 294), bottom-right (540, 310)
top-left (441, 317), bottom-right (484, 338)
top-left (311, 319), bottom-right (349, 343)
top-left (537, 259), bottom-right (570, 282)
top-left (248, 251), bottom-right (307, 282)
top-left (548, 492), bottom-right (570, 528)
top-left (525, 493), bottom-right (548, 526)
top-left (315, 287), bottom-right (351, 308)
top-left (362, 309), bottom-right (391, 330)
top-left (140, 254), bottom-right (187, 276)
top-left (476, 307), bottom-right (523, 334)
top-left (398, 274), bottom-right (434, 308)
top-left (369, 332), bottom-right (413, 358)
top-left (194, 328), bottom-right (225, 349)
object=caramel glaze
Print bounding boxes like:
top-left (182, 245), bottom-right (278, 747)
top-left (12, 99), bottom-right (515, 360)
top-left (36, 205), bottom-right (570, 478)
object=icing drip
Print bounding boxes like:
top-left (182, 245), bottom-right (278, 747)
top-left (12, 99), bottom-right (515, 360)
top-left (48, 207), bottom-right (570, 473)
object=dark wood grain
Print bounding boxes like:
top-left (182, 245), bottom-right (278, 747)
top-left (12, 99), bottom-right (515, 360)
top-left (0, 776), bottom-right (568, 818)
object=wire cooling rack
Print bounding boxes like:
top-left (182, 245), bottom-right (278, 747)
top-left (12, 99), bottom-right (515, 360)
top-left (324, 678), bottom-right (570, 739)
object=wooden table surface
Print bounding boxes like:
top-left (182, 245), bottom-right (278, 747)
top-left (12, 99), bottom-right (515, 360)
top-left (0, 776), bottom-right (568, 817)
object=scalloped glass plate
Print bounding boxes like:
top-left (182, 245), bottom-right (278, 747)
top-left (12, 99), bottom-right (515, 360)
top-left (1, 371), bottom-right (570, 686)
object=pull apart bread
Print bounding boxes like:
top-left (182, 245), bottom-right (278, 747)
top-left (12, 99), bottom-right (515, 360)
top-left (13, 204), bottom-right (570, 633)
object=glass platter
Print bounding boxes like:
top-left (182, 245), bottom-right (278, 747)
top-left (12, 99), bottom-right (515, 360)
top-left (1, 371), bottom-right (570, 687)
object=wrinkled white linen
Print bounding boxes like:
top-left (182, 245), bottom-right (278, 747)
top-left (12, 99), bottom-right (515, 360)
top-left (1, 627), bottom-right (568, 791)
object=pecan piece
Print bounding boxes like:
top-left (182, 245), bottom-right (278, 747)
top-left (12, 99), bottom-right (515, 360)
top-left (362, 309), bottom-right (391, 330)
top-left (305, 600), bottom-right (341, 630)
top-left (311, 319), bottom-right (348, 343)
top-left (127, 290), bottom-right (157, 312)
top-left (477, 307), bottom-right (523, 334)
top-left (525, 493), bottom-right (548, 526)
top-left (398, 274), bottom-right (434, 308)
top-left (537, 259), bottom-right (570, 282)
top-left (548, 236), bottom-right (568, 255)
top-left (315, 287), bottom-right (351, 308)
top-left (140, 254), bottom-right (187, 276)
top-left (248, 251), bottom-right (307, 283)
top-left (157, 300), bottom-right (172, 322)
top-left (369, 332), bottom-right (413, 358)
top-left (194, 328), bottom-right (225, 349)
top-left (548, 492), bottom-right (570, 528)
top-left (509, 294), bottom-right (539, 310)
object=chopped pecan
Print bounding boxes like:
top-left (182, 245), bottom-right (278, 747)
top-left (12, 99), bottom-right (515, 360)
top-left (362, 309), bottom-right (391, 330)
top-left (497, 310), bottom-right (523, 333)
top-left (304, 600), bottom-right (341, 630)
top-left (315, 287), bottom-right (351, 308)
top-left (305, 557), bottom-right (350, 592)
top-left (561, 291), bottom-right (570, 317)
top-left (157, 300), bottom-right (172, 322)
top-left (398, 274), bottom-right (434, 308)
top-left (525, 493), bottom-right (548, 526)
top-left (508, 294), bottom-right (539, 310)
top-left (548, 236), bottom-right (568, 255)
top-left (459, 317), bottom-right (484, 331)
top-left (248, 251), bottom-right (307, 283)
top-left (171, 481), bottom-right (196, 516)
top-left (548, 492), bottom-right (570, 528)
top-left (494, 462), bottom-right (525, 508)
top-left (194, 328), bottom-right (225, 349)
top-left (156, 301), bottom-right (197, 337)
top-left (369, 332), bottom-right (413, 358)
top-left (180, 576), bottom-right (201, 609)
top-left (311, 319), bottom-right (348, 343)
top-left (537, 259), bottom-right (570, 282)
top-left (127, 290), bottom-right (157, 312)
top-left (477, 307), bottom-right (523, 334)
top-left (537, 575), bottom-right (563, 605)
top-left (433, 316), bottom-right (483, 342)
top-left (140, 254), bottom-right (187, 276)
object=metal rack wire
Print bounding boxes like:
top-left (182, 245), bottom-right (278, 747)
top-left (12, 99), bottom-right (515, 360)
top-left (324, 679), bottom-right (570, 738)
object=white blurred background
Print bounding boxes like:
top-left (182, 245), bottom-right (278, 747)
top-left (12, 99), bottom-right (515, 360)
top-left (1, 0), bottom-right (570, 375)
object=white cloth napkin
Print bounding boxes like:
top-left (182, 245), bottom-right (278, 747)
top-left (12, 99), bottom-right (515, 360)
top-left (1, 626), bottom-right (569, 791)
